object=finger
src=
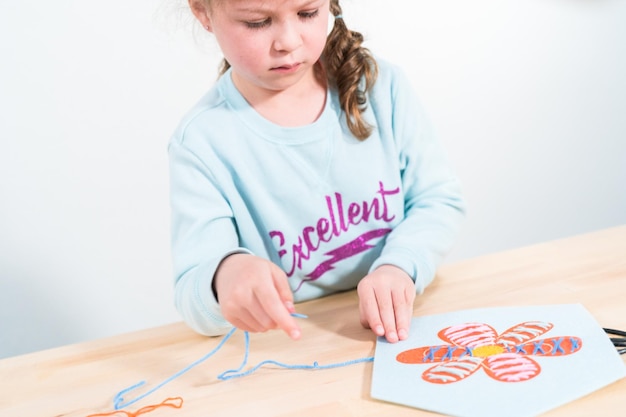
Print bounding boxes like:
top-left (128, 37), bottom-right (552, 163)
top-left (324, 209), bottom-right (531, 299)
top-left (231, 290), bottom-right (282, 333)
top-left (376, 290), bottom-right (399, 343)
top-left (284, 300), bottom-right (296, 314)
top-left (358, 299), bottom-right (371, 329)
top-left (256, 287), bottom-right (301, 340)
top-left (270, 266), bottom-right (296, 314)
top-left (227, 306), bottom-right (266, 333)
top-left (358, 298), bottom-right (371, 329)
top-left (271, 264), bottom-right (294, 306)
top-left (358, 285), bottom-right (384, 336)
top-left (270, 265), bottom-right (301, 338)
top-left (392, 288), bottom-right (414, 341)
top-left (250, 296), bottom-right (285, 332)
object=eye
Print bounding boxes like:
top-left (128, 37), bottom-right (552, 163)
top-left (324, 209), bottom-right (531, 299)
top-left (298, 9), bottom-right (319, 20)
top-left (245, 18), bottom-right (271, 29)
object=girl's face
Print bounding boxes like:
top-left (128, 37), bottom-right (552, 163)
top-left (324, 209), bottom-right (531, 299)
top-left (198, 0), bottom-right (330, 98)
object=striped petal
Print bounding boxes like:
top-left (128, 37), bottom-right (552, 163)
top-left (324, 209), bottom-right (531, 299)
top-left (498, 321), bottom-right (553, 347)
top-left (422, 357), bottom-right (484, 384)
top-left (439, 323), bottom-right (498, 348)
top-left (483, 353), bottom-right (541, 382)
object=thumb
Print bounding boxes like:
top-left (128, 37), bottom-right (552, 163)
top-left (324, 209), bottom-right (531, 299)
top-left (271, 263), bottom-right (294, 308)
top-left (268, 263), bottom-right (301, 339)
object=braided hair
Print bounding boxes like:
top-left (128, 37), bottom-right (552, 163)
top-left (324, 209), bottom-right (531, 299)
top-left (322, 0), bottom-right (378, 140)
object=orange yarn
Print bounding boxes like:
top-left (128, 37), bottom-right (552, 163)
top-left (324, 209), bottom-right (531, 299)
top-left (86, 397), bottom-right (183, 417)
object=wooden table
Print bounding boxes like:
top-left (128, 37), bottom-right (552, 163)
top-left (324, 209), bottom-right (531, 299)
top-left (1, 226), bottom-right (625, 417)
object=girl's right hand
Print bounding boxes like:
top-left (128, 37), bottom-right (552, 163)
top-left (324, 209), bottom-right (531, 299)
top-left (213, 253), bottom-right (301, 340)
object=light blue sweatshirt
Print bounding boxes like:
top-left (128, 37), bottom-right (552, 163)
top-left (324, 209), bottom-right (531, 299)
top-left (168, 59), bottom-right (465, 336)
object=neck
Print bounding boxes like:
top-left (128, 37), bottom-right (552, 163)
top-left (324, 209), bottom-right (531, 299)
top-left (232, 66), bottom-right (328, 127)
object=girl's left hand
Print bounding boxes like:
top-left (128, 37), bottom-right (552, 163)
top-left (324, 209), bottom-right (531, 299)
top-left (357, 265), bottom-right (416, 343)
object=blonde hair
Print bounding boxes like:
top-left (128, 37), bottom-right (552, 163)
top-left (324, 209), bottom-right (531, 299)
top-left (203, 0), bottom-right (378, 140)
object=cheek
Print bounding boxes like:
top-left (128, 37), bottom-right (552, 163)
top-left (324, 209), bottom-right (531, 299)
top-left (234, 52), bottom-right (263, 73)
top-left (309, 21), bottom-right (330, 56)
top-left (218, 33), bottom-right (265, 68)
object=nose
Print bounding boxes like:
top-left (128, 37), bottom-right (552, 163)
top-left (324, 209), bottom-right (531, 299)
top-left (272, 20), bottom-right (303, 53)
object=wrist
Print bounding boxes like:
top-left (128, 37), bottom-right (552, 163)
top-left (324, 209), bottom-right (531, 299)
top-left (213, 253), bottom-right (253, 302)
top-left (375, 264), bottom-right (411, 280)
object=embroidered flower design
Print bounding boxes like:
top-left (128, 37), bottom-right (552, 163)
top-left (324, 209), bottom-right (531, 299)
top-left (396, 321), bottom-right (582, 384)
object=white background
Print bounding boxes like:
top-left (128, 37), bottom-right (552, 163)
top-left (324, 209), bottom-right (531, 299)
top-left (1, 0), bottom-right (625, 359)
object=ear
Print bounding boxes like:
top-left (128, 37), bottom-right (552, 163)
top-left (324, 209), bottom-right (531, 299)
top-left (188, 0), bottom-right (213, 32)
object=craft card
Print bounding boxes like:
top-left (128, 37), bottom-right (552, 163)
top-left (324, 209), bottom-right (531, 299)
top-left (371, 304), bottom-right (626, 417)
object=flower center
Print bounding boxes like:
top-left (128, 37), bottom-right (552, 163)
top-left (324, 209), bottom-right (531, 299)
top-left (471, 345), bottom-right (505, 358)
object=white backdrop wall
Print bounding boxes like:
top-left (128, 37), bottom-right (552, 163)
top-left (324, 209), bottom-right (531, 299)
top-left (1, 0), bottom-right (625, 359)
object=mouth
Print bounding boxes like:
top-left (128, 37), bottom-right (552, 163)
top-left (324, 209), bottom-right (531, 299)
top-left (271, 63), bottom-right (302, 72)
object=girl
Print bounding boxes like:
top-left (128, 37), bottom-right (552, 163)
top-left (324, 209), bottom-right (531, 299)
top-left (169, 0), bottom-right (465, 344)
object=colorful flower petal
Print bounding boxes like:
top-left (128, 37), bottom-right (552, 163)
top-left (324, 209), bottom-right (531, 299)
top-left (422, 357), bottom-right (484, 384)
top-left (397, 344), bottom-right (472, 364)
top-left (483, 353), bottom-right (541, 382)
top-left (497, 321), bottom-right (553, 347)
top-left (439, 323), bottom-right (498, 348)
top-left (515, 336), bottom-right (583, 356)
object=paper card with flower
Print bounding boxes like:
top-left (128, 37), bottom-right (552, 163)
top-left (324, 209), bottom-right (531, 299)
top-left (371, 304), bottom-right (626, 417)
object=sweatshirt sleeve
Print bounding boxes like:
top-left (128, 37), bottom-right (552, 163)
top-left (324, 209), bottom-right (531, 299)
top-left (369, 64), bottom-right (466, 293)
top-left (168, 139), bottom-right (250, 336)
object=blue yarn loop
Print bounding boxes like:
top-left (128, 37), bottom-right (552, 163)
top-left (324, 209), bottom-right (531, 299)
top-left (113, 315), bottom-right (374, 410)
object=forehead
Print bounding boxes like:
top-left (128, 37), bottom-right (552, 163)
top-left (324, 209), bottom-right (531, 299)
top-left (214, 0), bottom-right (324, 13)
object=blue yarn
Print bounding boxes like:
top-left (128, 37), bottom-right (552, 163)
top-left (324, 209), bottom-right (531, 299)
top-left (217, 329), bottom-right (373, 380)
top-left (113, 314), bottom-right (374, 410)
top-left (114, 326), bottom-right (238, 409)
top-left (218, 355), bottom-right (374, 381)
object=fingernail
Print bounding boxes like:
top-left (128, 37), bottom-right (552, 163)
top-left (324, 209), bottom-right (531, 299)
top-left (388, 332), bottom-right (398, 343)
top-left (398, 329), bottom-right (408, 340)
top-left (375, 325), bottom-right (384, 335)
top-left (285, 301), bottom-right (295, 313)
top-left (290, 329), bottom-right (301, 339)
